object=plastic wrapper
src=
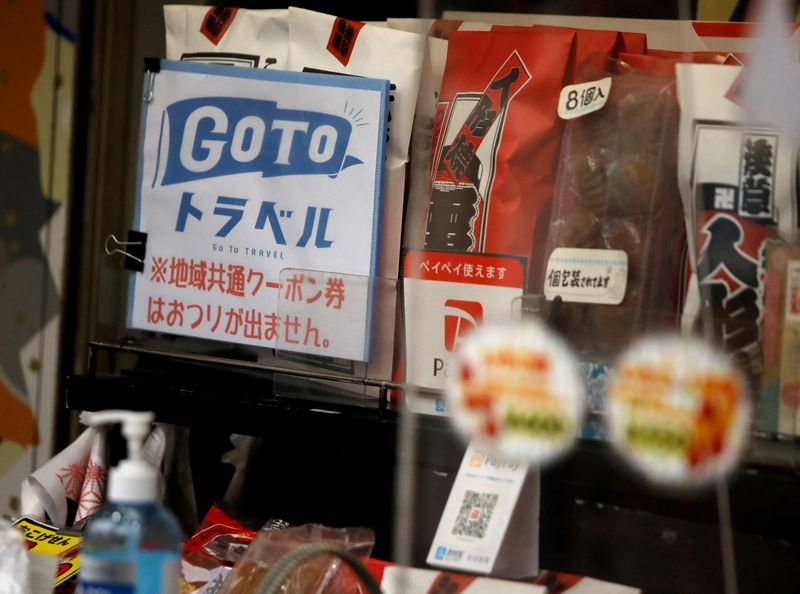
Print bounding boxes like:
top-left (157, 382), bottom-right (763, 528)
top-left (180, 503), bottom-right (286, 594)
top-left (164, 6), bottom-right (288, 69)
top-left (620, 51), bottom-right (737, 75)
top-left (1, 518), bottom-right (31, 594)
top-left (491, 24), bottom-right (639, 81)
top-left (217, 524), bottom-right (374, 594)
top-left (762, 244), bottom-right (800, 435)
top-left (645, 48), bottom-right (744, 65)
top-left (544, 54), bottom-right (686, 358)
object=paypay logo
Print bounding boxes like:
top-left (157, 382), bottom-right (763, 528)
top-left (443, 299), bottom-right (483, 353)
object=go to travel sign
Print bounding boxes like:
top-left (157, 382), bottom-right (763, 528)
top-left (128, 60), bottom-right (389, 361)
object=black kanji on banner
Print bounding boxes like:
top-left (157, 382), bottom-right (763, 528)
top-left (739, 135), bottom-right (775, 218)
top-left (326, 17), bottom-right (365, 66)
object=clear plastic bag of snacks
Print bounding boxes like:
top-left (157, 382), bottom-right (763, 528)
top-left (217, 524), bottom-right (374, 594)
top-left (543, 54), bottom-right (686, 358)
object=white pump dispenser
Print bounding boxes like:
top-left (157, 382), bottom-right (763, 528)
top-left (79, 410), bottom-right (181, 594)
top-left (83, 410), bottom-right (158, 503)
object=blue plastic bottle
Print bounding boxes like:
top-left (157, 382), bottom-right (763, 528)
top-left (78, 411), bottom-right (182, 594)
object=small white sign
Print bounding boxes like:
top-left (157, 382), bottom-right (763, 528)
top-left (402, 250), bottom-right (526, 415)
top-left (427, 444), bottom-right (528, 574)
top-left (558, 77), bottom-right (612, 120)
top-left (784, 260), bottom-right (800, 323)
top-left (544, 248), bottom-right (628, 305)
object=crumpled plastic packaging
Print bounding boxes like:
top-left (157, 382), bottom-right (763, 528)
top-left (180, 503), bottom-right (286, 594)
top-left (218, 524), bottom-right (374, 594)
top-left (0, 518), bottom-right (31, 594)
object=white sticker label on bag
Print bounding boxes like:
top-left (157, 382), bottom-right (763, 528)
top-left (784, 260), bottom-right (800, 323)
top-left (544, 248), bottom-right (627, 304)
top-left (558, 77), bottom-right (612, 120)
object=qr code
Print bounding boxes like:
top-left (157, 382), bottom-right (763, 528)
top-left (451, 490), bottom-right (499, 539)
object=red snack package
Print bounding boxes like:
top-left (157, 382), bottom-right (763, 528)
top-left (617, 31), bottom-right (647, 55)
top-left (180, 503), bottom-right (285, 593)
top-left (183, 504), bottom-right (258, 568)
top-left (422, 29), bottom-right (575, 276)
top-left (676, 63), bottom-right (798, 380)
top-left (646, 48), bottom-right (744, 65)
top-left (492, 24), bottom-right (620, 83)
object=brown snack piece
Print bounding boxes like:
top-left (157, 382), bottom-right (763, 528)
top-left (603, 219), bottom-right (644, 275)
top-left (609, 155), bottom-right (657, 217)
top-left (568, 153), bottom-right (608, 216)
top-left (542, 55), bottom-right (686, 359)
top-left (552, 209), bottom-right (602, 249)
top-left (617, 91), bottom-right (666, 150)
top-left (576, 103), bottom-right (618, 158)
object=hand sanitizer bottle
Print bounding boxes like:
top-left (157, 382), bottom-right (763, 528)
top-left (78, 411), bottom-right (182, 594)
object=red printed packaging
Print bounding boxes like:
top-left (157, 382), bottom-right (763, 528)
top-left (422, 29), bottom-right (575, 275)
top-left (183, 504), bottom-right (258, 568)
top-left (181, 504), bottom-right (288, 592)
top-left (617, 31), bottom-right (647, 55)
top-left (492, 25), bottom-right (627, 82)
top-left (487, 24), bottom-right (635, 288)
top-left (676, 64), bottom-right (799, 379)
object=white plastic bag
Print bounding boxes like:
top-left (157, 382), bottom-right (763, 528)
top-left (287, 8), bottom-right (426, 385)
top-left (164, 5), bottom-right (288, 69)
top-left (0, 519), bottom-right (30, 594)
top-left (287, 7), bottom-right (424, 168)
top-left (386, 19), bottom-right (449, 248)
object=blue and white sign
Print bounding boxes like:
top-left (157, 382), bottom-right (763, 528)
top-left (129, 60), bottom-right (389, 360)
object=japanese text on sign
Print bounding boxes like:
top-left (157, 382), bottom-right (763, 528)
top-left (417, 259), bottom-right (508, 281)
top-left (145, 256), bottom-right (346, 349)
top-left (276, 268), bottom-right (371, 360)
top-left (129, 61), bottom-right (388, 361)
top-left (175, 194), bottom-right (334, 247)
top-left (558, 77), bottom-right (612, 120)
top-left (544, 248), bottom-right (627, 305)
